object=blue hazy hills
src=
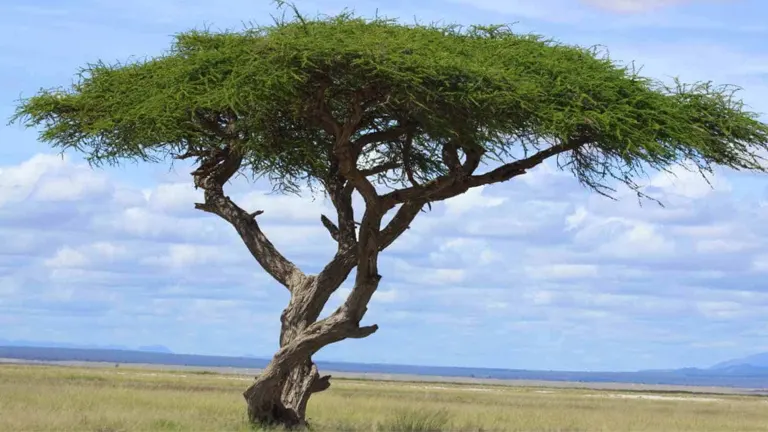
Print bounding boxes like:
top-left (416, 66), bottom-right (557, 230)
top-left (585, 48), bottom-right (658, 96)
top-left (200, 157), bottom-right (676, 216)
top-left (2, 339), bottom-right (768, 389)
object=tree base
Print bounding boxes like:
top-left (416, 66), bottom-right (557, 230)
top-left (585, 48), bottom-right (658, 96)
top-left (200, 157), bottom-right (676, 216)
top-left (246, 401), bottom-right (307, 429)
top-left (244, 360), bottom-right (326, 429)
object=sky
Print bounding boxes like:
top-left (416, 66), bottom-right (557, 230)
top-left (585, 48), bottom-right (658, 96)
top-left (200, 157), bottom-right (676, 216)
top-left (1, 0), bottom-right (768, 372)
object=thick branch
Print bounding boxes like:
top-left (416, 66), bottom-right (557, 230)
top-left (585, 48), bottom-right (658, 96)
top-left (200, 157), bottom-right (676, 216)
top-left (320, 214), bottom-right (340, 241)
top-left (327, 180), bottom-right (357, 248)
top-left (352, 125), bottom-right (410, 150)
top-left (359, 160), bottom-right (400, 177)
top-left (402, 131), bottom-right (419, 186)
top-left (465, 139), bottom-right (585, 187)
top-left (379, 200), bottom-right (424, 250)
top-left (340, 207), bottom-right (385, 323)
top-left (348, 324), bottom-right (379, 338)
top-left (193, 147), bottom-right (307, 292)
top-left (441, 139), bottom-right (463, 174)
top-left (384, 137), bottom-right (587, 205)
top-left (310, 375), bottom-right (332, 393)
top-left (313, 198), bottom-right (422, 306)
top-left (309, 82), bottom-right (342, 137)
top-left (334, 136), bottom-right (381, 207)
top-left (462, 144), bottom-right (484, 174)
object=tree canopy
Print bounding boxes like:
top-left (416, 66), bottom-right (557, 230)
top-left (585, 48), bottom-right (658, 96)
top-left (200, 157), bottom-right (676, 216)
top-left (13, 11), bottom-right (768, 199)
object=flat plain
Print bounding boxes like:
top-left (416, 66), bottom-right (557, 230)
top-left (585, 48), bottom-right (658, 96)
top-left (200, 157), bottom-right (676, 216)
top-left (1, 363), bottom-right (767, 432)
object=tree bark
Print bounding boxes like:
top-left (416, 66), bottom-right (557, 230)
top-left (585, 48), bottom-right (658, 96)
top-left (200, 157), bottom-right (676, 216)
top-left (243, 334), bottom-right (322, 428)
top-left (242, 272), bottom-right (363, 428)
top-left (242, 309), bottom-right (376, 428)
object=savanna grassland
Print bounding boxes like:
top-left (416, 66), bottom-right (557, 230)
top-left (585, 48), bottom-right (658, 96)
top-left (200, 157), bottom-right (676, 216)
top-left (1, 364), bottom-right (767, 432)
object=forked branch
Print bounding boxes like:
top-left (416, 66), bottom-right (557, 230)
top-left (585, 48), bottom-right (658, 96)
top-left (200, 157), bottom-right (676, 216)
top-left (384, 136), bottom-right (588, 205)
top-left (190, 146), bottom-right (308, 292)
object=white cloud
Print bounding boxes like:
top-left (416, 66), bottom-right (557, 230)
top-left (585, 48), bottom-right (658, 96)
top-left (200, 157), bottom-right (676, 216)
top-left (0, 154), bottom-right (108, 206)
top-left (650, 165), bottom-right (729, 199)
top-left (90, 242), bottom-right (128, 259)
top-left (34, 170), bottom-right (110, 202)
top-left (333, 287), bottom-right (401, 304)
top-left (598, 221), bottom-right (676, 258)
top-left (45, 247), bottom-right (90, 268)
top-left (526, 264), bottom-right (599, 280)
top-left (565, 206), bottom-right (589, 231)
top-left (433, 268), bottom-right (466, 284)
top-left (43, 242), bottom-right (129, 270)
top-left (485, 301), bottom-right (509, 310)
top-left (529, 290), bottom-right (555, 305)
top-left (147, 244), bottom-right (239, 269)
top-left (239, 191), bottom-right (333, 223)
top-left (582, 0), bottom-right (697, 13)
top-left (696, 301), bottom-right (745, 319)
top-left (696, 239), bottom-right (752, 254)
top-left (430, 237), bottom-right (501, 267)
top-left (443, 185), bottom-right (506, 216)
top-left (751, 255), bottom-right (768, 272)
top-left (144, 183), bottom-right (203, 214)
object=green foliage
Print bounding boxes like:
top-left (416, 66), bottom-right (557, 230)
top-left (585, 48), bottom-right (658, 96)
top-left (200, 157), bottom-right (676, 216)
top-left (11, 7), bottom-right (768, 196)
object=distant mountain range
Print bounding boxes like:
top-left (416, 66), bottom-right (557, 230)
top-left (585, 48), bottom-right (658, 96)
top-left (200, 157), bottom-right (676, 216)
top-left (711, 352), bottom-right (768, 370)
top-left (2, 343), bottom-right (768, 390)
top-left (0, 339), bottom-right (173, 354)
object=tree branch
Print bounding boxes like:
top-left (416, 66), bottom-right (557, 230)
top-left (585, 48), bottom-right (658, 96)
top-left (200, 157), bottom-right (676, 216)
top-left (320, 214), bottom-right (339, 242)
top-left (383, 137), bottom-right (587, 205)
top-left (352, 125), bottom-right (410, 150)
top-left (192, 146), bottom-right (307, 292)
top-left (333, 126), bottom-right (381, 207)
top-left (359, 160), bottom-right (400, 177)
top-left (326, 179), bottom-right (357, 249)
top-left (441, 139), bottom-right (462, 174)
top-left (379, 200), bottom-right (424, 250)
top-left (347, 324), bottom-right (379, 338)
top-left (309, 82), bottom-right (341, 137)
top-left (401, 131), bottom-right (419, 186)
top-left (465, 138), bottom-right (585, 188)
top-left (309, 375), bottom-right (332, 393)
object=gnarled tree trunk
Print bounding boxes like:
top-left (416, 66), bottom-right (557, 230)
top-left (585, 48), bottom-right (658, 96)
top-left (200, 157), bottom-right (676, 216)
top-left (243, 273), bottom-right (364, 428)
top-left (243, 348), bottom-right (323, 428)
top-left (187, 141), bottom-right (424, 429)
top-left (242, 310), bottom-right (377, 428)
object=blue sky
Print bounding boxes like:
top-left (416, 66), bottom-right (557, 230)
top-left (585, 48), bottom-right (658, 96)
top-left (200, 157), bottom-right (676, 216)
top-left (2, 0), bottom-right (768, 372)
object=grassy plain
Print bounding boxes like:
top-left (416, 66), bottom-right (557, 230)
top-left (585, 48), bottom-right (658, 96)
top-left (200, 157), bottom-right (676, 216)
top-left (0, 363), bottom-right (767, 431)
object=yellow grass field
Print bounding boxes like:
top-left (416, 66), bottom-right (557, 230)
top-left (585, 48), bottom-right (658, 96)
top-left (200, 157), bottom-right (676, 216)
top-left (1, 364), bottom-right (767, 431)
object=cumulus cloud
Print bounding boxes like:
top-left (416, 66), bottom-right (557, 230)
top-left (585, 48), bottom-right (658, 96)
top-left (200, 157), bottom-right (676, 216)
top-left (4, 147), bottom-right (768, 370)
top-left (44, 247), bottom-right (90, 269)
top-left (0, 154), bottom-right (110, 206)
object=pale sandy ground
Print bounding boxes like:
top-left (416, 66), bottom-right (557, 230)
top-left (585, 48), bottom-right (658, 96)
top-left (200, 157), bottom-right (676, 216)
top-left (2, 358), bottom-right (767, 396)
top-left (584, 393), bottom-right (724, 402)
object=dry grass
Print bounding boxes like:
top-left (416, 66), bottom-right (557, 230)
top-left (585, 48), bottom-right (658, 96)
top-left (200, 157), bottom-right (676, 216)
top-left (0, 364), bottom-right (766, 431)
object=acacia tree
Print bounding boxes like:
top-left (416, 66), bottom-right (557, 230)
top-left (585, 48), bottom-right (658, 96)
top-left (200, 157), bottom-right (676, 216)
top-left (12, 8), bottom-right (768, 428)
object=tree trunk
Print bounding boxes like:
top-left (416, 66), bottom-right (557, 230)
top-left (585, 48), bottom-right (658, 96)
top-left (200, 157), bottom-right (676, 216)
top-left (241, 213), bottom-right (383, 428)
top-left (243, 321), bottom-right (322, 428)
top-left (243, 278), bottom-right (339, 428)
top-left (242, 304), bottom-right (377, 427)
top-left (244, 357), bottom-right (322, 428)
